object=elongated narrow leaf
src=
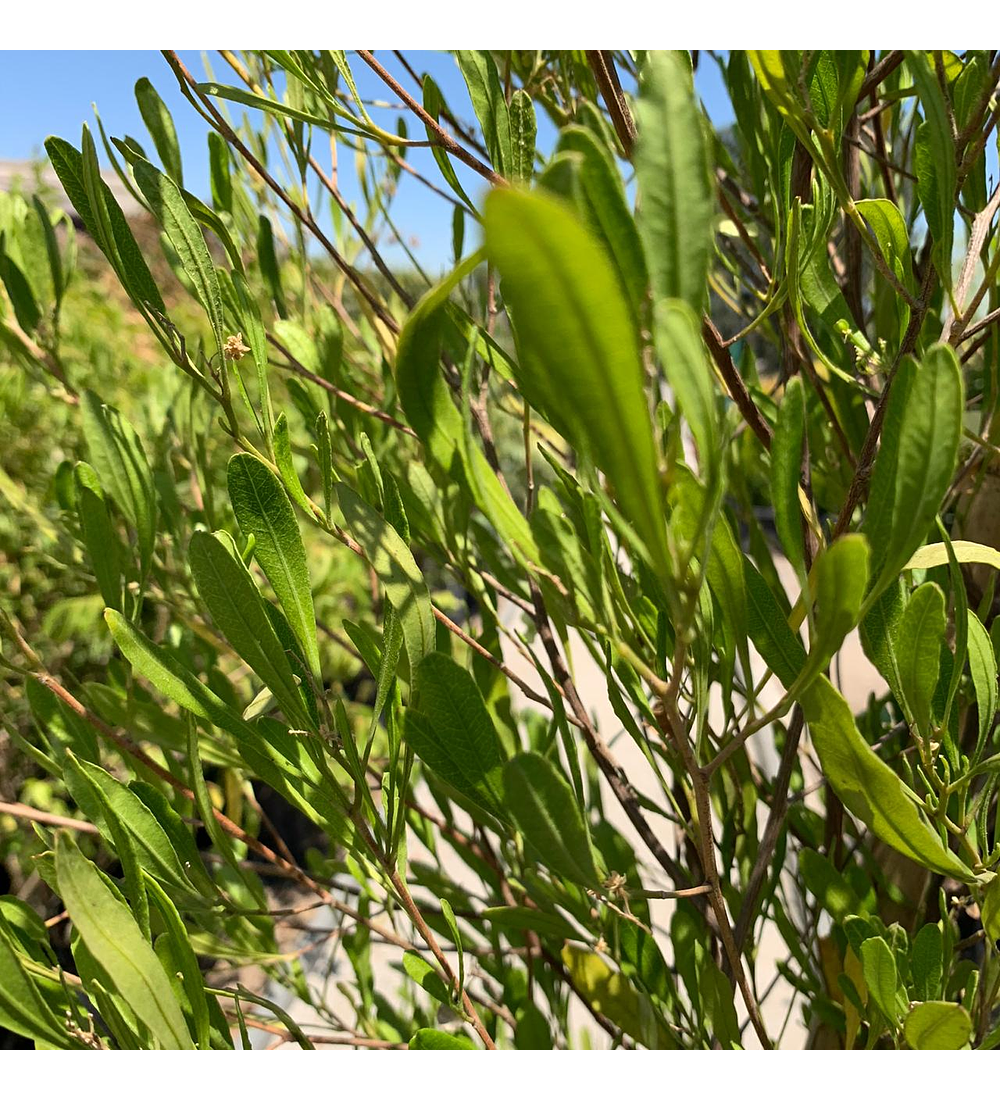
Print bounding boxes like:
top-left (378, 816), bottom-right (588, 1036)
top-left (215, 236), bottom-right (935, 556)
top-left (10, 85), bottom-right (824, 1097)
top-left (905, 539), bottom-right (1000, 572)
top-left (0, 912), bottom-right (75, 1048)
top-left (80, 390), bottom-right (156, 575)
top-left (44, 135), bottom-right (164, 314)
top-left (405, 652), bottom-right (506, 813)
top-left (135, 78), bottom-right (183, 186)
top-left (896, 583), bottom-right (946, 734)
top-left (336, 483), bottom-right (434, 672)
top-left (503, 752), bottom-right (598, 887)
top-left (55, 833), bottom-right (193, 1049)
top-left (188, 531), bottom-right (312, 730)
top-left (860, 937), bottom-right (898, 1023)
top-left (796, 535), bottom-right (869, 689)
top-left (455, 51), bottom-right (511, 177)
top-left (508, 89), bottom-right (536, 183)
top-left (635, 50), bottom-right (713, 312)
top-left (74, 461), bottom-right (122, 611)
top-left (485, 189), bottom-right (669, 583)
top-left (132, 155), bottom-right (225, 362)
top-left (909, 53), bottom-right (956, 290)
top-left (63, 753), bottom-right (194, 894)
top-left (803, 676), bottom-right (977, 882)
top-left (864, 344), bottom-right (964, 607)
top-left (652, 300), bottom-right (718, 480)
top-left (228, 453), bottom-right (320, 679)
top-left (968, 610), bottom-right (997, 757)
top-left (771, 376), bottom-right (807, 578)
top-left (744, 558), bottom-right (806, 689)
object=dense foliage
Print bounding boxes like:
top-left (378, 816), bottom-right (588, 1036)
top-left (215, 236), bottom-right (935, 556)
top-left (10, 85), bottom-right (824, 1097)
top-left (2, 49), bottom-right (1000, 1050)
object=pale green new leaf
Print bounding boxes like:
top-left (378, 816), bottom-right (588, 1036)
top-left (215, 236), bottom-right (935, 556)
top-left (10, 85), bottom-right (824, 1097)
top-left (904, 1001), bottom-right (972, 1050)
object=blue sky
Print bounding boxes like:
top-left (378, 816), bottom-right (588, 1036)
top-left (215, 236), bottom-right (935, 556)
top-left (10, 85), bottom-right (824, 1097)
top-left (0, 50), bottom-right (734, 269)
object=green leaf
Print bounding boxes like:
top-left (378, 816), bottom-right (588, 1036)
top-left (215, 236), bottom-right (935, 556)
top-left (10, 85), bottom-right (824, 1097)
top-left (508, 89), bottom-right (536, 183)
top-left (799, 849), bottom-right (859, 922)
top-left (132, 155), bottom-right (225, 363)
top-left (503, 752), bottom-right (598, 887)
top-left (896, 583), bottom-right (946, 734)
top-left (771, 376), bottom-right (807, 579)
top-left (455, 51), bottom-right (511, 177)
top-left (55, 833), bottom-right (194, 1049)
top-left (485, 189), bottom-right (669, 584)
top-left (552, 126), bottom-right (648, 318)
top-left (982, 875), bottom-right (1000, 945)
top-left (797, 534), bottom-right (869, 691)
top-left (408, 1027), bottom-right (475, 1050)
top-left (336, 483), bottom-right (435, 672)
top-left (803, 675), bottom-right (977, 882)
top-left (911, 923), bottom-right (943, 1002)
top-left (561, 944), bottom-right (674, 1048)
top-left (74, 461), bottom-right (122, 612)
top-left (863, 345), bottom-right (964, 608)
top-left (635, 50), bottom-right (713, 312)
top-left (188, 530), bottom-right (312, 730)
top-left (904, 1001), bottom-right (972, 1050)
top-left (481, 905), bottom-right (577, 941)
top-left (514, 1003), bottom-right (552, 1049)
top-left (856, 198), bottom-right (913, 342)
top-left (134, 78), bottom-right (183, 185)
top-left (62, 753), bottom-right (194, 895)
top-left (860, 936), bottom-right (898, 1024)
top-left (0, 237), bottom-right (41, 333)
top-left (228, 454), bottom-right (320, 680)
top-left (404, 652), bottom-right (506, 814)
top-left (968, 616), bottom-right (998, 761)
top-left (44, 134), bottom-right (164, 314)
top-left (905, 540), bottom-right (1000, 572)
top-left (401, 950), bottom-right (450, 1003)
top-left (744, 558), bottom-right (806, 690)
top-left (652, 300), bottom-right (718, 480)
top-left (80, 391), bottom-right (156, 576)
top-left (909, 53), bottom-right (956, 290)
top-left (0, 910), bottom-right (75, 1048)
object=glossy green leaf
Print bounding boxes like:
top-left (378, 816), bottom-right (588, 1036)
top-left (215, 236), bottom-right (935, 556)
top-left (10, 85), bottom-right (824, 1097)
top-left (909, 53), bottom-right (956, 290)
top-left (481, 905), bottom-right (577, 941)
top-left (803, 676), bottom-right (977, 882)
top-left (860, 936), bottom-right (898, 1024)
top-left (485, 189), bottom-right (669, 583)
top-left (635, 50), bottom-right (712, 312)
top-left (911, 923), bottom-right (943, 1002)
top-left (408, 1027), bottom-right (475, 1050)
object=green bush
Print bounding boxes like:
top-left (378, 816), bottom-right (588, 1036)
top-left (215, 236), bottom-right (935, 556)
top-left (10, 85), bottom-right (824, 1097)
top-left (1, 49), bottom-right (999, 1050)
